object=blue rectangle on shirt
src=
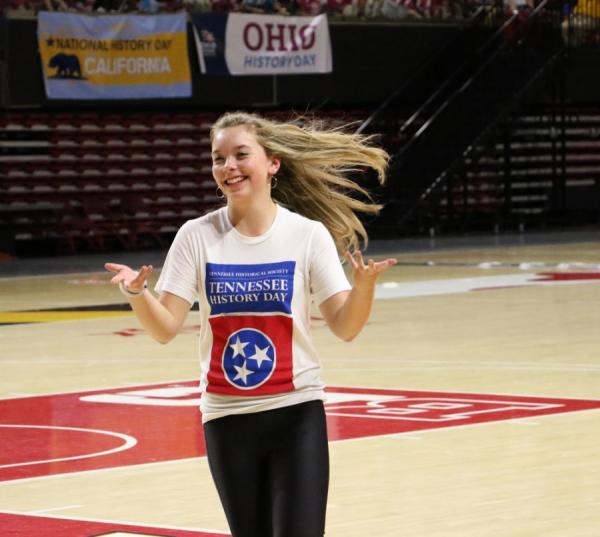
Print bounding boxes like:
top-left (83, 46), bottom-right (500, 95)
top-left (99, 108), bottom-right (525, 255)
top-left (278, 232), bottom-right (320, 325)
top-left (206, 261), bottom-right (295, 315)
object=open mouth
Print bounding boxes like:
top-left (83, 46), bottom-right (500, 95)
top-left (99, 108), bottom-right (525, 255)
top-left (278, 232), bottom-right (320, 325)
top-left (224, 176), bottom-right (247, 186)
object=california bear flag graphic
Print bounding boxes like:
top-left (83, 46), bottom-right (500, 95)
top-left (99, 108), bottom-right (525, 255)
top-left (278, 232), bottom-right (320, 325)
top-left (205, 261), bottom-right (295, 396)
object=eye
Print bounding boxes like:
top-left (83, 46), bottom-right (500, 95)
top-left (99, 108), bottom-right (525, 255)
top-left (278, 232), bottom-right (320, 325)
top-left (237, 152), bottom-right (248, 159)
top-left (212, 156), bottom-right (224, 164)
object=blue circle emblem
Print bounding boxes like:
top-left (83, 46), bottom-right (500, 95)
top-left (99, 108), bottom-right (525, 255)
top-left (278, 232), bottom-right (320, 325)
top-left (222, 328), bottom-right (276, 390)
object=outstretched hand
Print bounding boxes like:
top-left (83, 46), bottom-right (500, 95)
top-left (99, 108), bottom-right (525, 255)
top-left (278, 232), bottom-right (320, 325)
top-left (344, 250), bottom-right (397, 289)
top-left (105, 262), bottom-right (153, 294)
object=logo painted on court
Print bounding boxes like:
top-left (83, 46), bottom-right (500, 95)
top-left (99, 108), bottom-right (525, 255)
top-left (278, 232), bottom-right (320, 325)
top-left (3, 383), bottom-right (600, 483)
top-left (223, 328), bottom-right (276, 389)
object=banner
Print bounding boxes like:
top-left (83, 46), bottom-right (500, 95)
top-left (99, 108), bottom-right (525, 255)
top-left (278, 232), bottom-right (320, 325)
top-left (192, 12), bottom-right (332, 76)
top-left (37, 12), bottom-right (192, 100)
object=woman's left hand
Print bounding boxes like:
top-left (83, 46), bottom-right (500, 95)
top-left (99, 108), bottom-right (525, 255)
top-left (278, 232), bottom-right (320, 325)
top-left (319, 251), bottom-right (397, 341)
top-left (344, 250), bottom-right (397, 290)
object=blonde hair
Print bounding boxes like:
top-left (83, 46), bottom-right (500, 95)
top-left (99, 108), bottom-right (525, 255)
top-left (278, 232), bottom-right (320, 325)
top-left (210, 111), bottom-right (389, 254)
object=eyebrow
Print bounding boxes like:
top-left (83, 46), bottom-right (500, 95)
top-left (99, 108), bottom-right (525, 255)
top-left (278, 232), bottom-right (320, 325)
top-left (212, 144), bottom-right (251, 156)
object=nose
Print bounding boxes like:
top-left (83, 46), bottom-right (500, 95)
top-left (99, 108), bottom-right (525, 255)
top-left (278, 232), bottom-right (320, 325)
top-left (223, 156), bottom-right (237, 169)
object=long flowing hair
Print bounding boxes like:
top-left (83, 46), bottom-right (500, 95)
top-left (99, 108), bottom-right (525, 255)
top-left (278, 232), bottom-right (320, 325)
top-left (210, 111), bottom-right (389, 254)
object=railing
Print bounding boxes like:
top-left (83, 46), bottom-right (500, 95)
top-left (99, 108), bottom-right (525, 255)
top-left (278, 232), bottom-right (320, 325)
top-left (360, 0), bottom-right (599, 145)
top-left (356, 2), bottom-right (500, 136)
top-left (361, 0), bottom-right (576, 235)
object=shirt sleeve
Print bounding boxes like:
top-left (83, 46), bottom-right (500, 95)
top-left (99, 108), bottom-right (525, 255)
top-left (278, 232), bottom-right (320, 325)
top-left (309, 222), bottom-right (352, 306)
top-left (154, 222), bottom-right (199, 306)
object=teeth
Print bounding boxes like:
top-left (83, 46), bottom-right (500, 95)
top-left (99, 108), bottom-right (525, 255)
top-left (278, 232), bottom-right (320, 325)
top-left (225, 177), bottom-right (245, 185)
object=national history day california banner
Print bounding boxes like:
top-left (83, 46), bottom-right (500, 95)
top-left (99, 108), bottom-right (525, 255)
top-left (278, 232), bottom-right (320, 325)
top-left (192, 12), bottom-right (332, 76)
top-left (37, 12), bottom-right (191, 100)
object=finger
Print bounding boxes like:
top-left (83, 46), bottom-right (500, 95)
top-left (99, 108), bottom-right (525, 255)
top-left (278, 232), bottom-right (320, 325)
top-left (345, 250), bottom-right (359, 269)
top-left (126, 265), bottom-right (153, 291)
top-left (354, 250), bottom-right (365, 267)
top-left (105, 262), bottom-right (127, 273)
top-left (134, 265), bottom-right (153, 283)
top-left (374, 258), bottom-right (397, 273)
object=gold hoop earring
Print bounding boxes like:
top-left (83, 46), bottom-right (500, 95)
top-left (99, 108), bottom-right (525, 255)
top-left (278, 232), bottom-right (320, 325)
top-left (271, 176), bottom-right (278, 190)
top-left (216, 186), bottom-right (225, 199)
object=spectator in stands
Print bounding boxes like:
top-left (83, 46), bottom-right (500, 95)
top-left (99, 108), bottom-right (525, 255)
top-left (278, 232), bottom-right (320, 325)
top-left (363, 0), bottom-right (383, 18)
top-left (241, 0), bottom-right (288, 13)
top-left (43, 0), bottom-right (72, 10)
top-left (504, 0), bottom-right (534, 15)
top-left (296, 0), bottom-right (323, 14)
top-left (326, 0), bottom-right (354, 17)
top-left (92, 0), bottom-right (121, 10)
top-left (184, 0), bottom-right (211, 11)
top-left (381, 0), bottom-right (408, 19)
top-left (210, 0), bottom-right (241, 11)
top-left (4, 0), bottom-right (38, 10)
top-left (105, 111), bottom-right (396, 537)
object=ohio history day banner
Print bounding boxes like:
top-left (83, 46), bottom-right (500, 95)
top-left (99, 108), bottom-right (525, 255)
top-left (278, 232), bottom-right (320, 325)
top-left (192, 12), bottom-right (332, 75)
top-left (37, 12), bottom-right (192, 100)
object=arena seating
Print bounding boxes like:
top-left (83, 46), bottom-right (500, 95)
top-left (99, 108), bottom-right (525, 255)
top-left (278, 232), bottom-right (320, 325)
top-left (0, 108), bottom-right (367, 254)
top-left (0, 110), bottom-right (221, 253)
top-left (432, 106), bottom-right (600, 230)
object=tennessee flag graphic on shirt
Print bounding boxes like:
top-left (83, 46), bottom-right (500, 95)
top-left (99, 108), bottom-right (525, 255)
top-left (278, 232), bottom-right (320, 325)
top-left (205, 261), bottom-right (295, 395)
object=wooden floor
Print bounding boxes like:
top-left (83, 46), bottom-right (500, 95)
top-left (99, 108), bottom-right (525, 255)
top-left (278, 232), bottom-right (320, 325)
top-left (1, 233), bottom-right (600, 536)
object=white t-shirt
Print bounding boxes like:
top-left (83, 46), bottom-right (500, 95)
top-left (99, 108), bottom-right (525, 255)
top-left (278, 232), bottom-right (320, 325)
top-left (155, 205), bottom-right (351, 422)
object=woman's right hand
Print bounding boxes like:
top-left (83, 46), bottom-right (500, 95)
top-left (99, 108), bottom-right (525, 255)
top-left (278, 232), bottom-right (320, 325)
top-left (105, 263), bottom-right (153, 294)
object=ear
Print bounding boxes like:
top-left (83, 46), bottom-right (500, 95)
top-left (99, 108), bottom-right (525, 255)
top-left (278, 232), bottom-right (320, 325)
top-left (269, 157), bottom-right (281, 176)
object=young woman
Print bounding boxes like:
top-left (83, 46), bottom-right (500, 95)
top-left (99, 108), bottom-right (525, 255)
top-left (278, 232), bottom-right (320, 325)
top-left (105, 111), bottom-right (397, 537)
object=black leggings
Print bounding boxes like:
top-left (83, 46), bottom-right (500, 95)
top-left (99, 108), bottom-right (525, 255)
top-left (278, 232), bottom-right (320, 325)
top-left (203, 400), bottom-right (329, 537)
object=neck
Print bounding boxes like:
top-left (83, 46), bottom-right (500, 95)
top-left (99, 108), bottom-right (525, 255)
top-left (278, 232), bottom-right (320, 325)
top-left (227, 198), bottom-right (278, 237)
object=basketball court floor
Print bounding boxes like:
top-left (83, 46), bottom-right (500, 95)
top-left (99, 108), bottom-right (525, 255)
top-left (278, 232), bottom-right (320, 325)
top-left (1, 230), bottom-right (600, 537)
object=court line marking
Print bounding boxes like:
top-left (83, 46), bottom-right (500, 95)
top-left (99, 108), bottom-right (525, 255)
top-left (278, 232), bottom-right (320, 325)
top-left (2, 377), bottom-right (600, 407)
top-left (0, 455), bottom-right (204, 486)
top-left (0, 424), bottom-right (137, 469)
top-left (28, 505), bottom-right (83, 515)
top-left (0, 378), bottom-right (197, 401)
top-left (0, 270), bottom-right (157, 281)
top-left (325, 381), bottom-right (600, 404)
top-left (390, 435), bottom-right (422, 440)
top-left (328, 358), bottom-right (600, 369)
top-left (0, 509), bottom-right (229, 535)
top-left (331, 365), bottom-right (600, 373)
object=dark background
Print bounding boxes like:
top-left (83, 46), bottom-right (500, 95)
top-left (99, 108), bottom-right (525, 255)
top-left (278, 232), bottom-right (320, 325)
top-left (2, 17), bottom-right (599, 111)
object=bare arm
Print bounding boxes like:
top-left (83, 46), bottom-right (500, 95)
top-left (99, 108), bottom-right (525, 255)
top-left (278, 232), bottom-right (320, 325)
top-left (319, 251), bottom-right (396, 342)
top-left (105, 263), bottom-right (192, 344)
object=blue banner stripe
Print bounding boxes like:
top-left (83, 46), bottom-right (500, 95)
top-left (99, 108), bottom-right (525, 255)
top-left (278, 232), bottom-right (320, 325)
top-left (44, 80), bottom-right (191, 99)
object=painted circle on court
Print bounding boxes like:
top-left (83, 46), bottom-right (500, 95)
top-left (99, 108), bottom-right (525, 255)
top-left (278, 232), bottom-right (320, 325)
top-left (0, 424), bottom-right (137, 468)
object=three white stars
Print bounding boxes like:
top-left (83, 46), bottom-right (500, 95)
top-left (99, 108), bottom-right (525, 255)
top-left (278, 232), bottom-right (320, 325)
top-left (229, 337), bottom-right (272, 385)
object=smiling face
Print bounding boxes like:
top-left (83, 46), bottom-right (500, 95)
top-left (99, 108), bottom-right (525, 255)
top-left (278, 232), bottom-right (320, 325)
top-left (211, 125), bottom-right (280, 204)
